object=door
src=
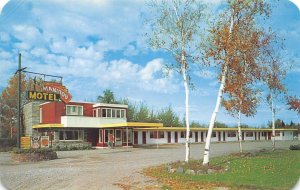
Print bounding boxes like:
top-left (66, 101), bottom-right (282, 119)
top-left (218, 132), bottom-right (221, 141)
top-left (223, 132), bottom-right (226, 141)
top-left (195, 132), bottom-right (198, 142)
top-left (142, 131), bottom-right (146, 144)
top-left (134, 131), bottom-right (138, 144)
top-left (255, 132), bottom-right (257, 140)
top-left (242, 132), bottom-right (245, 140)
top-left (175, 132), bottom-right (178, 143)
top-left (167, 132), bottom-right (171, 143)
top-left (268, 132), bottom-right (272, 140)
top-left (115, 129), bottom-right (122, 146)
top-left (201, 132), bottom-right (204, 142)
top-left (258, 132), bottom-right (260, 140)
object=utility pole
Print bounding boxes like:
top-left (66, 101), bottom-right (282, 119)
top-left (17, 53), bottom-right (21, 148)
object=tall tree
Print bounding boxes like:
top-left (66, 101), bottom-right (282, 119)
top-left (97, 89), bottom-right (117, 104)
top-left (202, 0), bottom-right (271, 165)
top-left (146, 0), bottom-right (206, 162)
top-left (262, 44), bottom-right (286, 151)
top-left (0, 74), bottom-right (28, 139)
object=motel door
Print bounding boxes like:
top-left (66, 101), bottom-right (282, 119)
top-left (223, 132), bottom-right (226, 141)
top-left (167, 132), bottom-right (171, 143)
top-left (218, 132), bottom-right (221, 141)
top-left (195, 132), bottom-right (198, 142)
top-left (175, 132), bottom-right (178, 143)
top-left (134, 131), bottom-right (138, 144)
top-left (201, 132), bottom-right (204, 142)
top-left (115, 129), bottom-right (122, 146)
top-left (142, 132), bottom-right (147, 144)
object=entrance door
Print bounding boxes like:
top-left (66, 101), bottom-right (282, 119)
top-left (218, 132), bottom-right (221, 141)
top-left (201, 132), bottom-right (204, 142)
top-left (258, 132), bottom-right (260, 140)
top-left (134, 131), bottom-right (138, 144)
top-left (167, 132), bottom-right (171, 143)
top-left (242, 132), bottom-right (245, 140)
top-left (255, 132), bottom-right (257, 140)
top-left (223, 132), bottom-right (226, 141)
top-left (115, 129), bottom-right (122, 146)
top-left (175, 132), bottom-right (178, 143)
top-left (195, 132), bottom-right (198, 142)
top-left (142, 131), bottom-right (146, 144)
top-left (268, 132), bottom-right (271, 140)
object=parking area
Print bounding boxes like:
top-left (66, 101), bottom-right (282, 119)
top-left (0, 141), bottom-right (298, 190)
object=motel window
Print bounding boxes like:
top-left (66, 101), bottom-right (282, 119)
top-left (227, 132), bottom-right (236, 137)
top-left (116, 109), bottom-right (121, 118)
top-left (66, 105), bottom-right (83, 116)
top-left (112, 109), bottom-right (116, 117)
top-left (121, 110), bottom-right (125, 118)
top-left (105, 129), bottom-right (114, 143)
top-left (107, 109), bottom-right (112, 117)
top-left (245, 132), bottom-right (253, 137)
top-left (150, 131), bottom-right (164, 139)
top-left (123, 129), bottom-right (133, 143)
top-left (59, 130), bottom-right (83, 141)
top-left (262, 132), bottom-right (266, 136)
top-left (212, 132), bottom-right (216, 138)
top-left (99, 129), bottom-right (103, 142)
top-left (180, 131), bottom-right (185, 138)
top-left (102, 109), bottom-right (107, 117)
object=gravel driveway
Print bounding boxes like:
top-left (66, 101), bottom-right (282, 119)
top-left (0, 141), bottom-right (298, 190)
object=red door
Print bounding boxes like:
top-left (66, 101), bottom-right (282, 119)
top-left (223, 132), bottom-right (226, 141)
top-left (142, 131), bottom-right (146, 144)
top-left (167, 132), bottom-right (171, 143)
top-left (175, 132), bottom-right (178, 143)
top-left (134, 131), bottom-right (138, 144)
top-left (268, 132), bottom-right (272, 140)
top-left (195, 132), bottom-right (198, 142)
top-left (201, 132), bottom-right (204, 142)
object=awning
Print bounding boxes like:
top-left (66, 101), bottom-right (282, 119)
top-left (100, 122), bottom-right (163, 128)
top-left (32, 124), bottom-right (64, 128)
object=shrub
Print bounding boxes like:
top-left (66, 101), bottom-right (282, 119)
top-left (289, 144), bottom-right (300, 150)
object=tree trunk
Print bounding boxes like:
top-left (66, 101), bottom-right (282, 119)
top-left (181, 56), bottom-right (190, 162)
top-left (203, 14), bottom-right (234, 166)
top-left (271, 93), bottom-right (275, 151)
top-left (237, 109), bottom-right (243, 153)
top-left (203, 64), bottom-right (228, 165)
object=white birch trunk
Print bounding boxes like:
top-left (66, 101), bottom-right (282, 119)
top-left (181, 54), bottom-right (190, 162)
top-left (203, 14), bottom-right (234, 166)
top-left (271, 93), bottom-right (276, 151)
top-left (203, 64), bottom-right (228, 165)
top-left (237, 109), bottom-right (243, 153)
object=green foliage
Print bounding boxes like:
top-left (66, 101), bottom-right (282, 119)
top-left (97, 89), bottom-right (117, 104)
top-left (214, 121), bottom-right (228, 128)
top-left (157, 106), bottom-right (181, 127)
top-left (190, 121), bottom-right (206, 128)
top-left (54, 144), bottom-right (92, 151)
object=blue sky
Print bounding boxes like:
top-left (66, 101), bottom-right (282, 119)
top-left (0, 0), bottom-right (299, 126)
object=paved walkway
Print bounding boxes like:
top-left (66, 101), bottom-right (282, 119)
top-left (0, 141), bottom-right (298, 190)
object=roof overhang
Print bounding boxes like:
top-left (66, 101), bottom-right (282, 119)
top-left (100, 122), bottom-right (163, 128)
top-left (32, 124), bottom-right (64, 129)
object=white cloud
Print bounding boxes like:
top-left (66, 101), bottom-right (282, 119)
top-left (0, 32), bottom-right (10, 42)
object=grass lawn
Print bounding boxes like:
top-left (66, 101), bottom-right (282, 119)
top-left (144, 149), bottom-right (300, 190)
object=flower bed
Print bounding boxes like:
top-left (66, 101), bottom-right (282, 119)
top-left (11, 148), bottom-right (58, 162)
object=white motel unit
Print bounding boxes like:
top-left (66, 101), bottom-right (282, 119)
top-left (23, 101), bottom-right (297, 148)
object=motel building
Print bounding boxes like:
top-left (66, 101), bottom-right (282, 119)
top-left (24, 101), bottom-right (297, 148)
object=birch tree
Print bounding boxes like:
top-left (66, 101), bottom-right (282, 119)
top-left (202, 0), bottom-right (271, 165)
top-left (263, 58), bottom-right (286, 151)
top-left (146, 0), bottom-right (206, 162)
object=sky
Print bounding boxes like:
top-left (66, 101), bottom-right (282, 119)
top-left (0, 0), bottom-right (299, 127)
